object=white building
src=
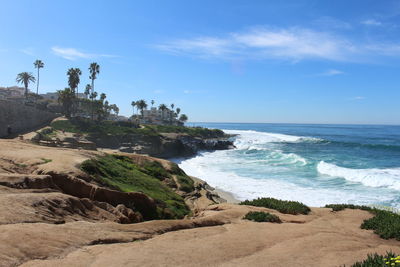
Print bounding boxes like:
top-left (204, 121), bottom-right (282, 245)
top-left (40, 92), bottom-right (86, 100)
top-left (139, 107), bottom-right (181, 125)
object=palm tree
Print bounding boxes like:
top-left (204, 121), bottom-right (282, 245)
top-left (179, 114), bottom-right (188, 123)
top-left (159, 104), bottom-right (167, 120)
top-left (67, 68), bottom-right (82, 95)
top-left (89, 62), bottom-right (100, 94)
top-left (151, 100), bottom-right (155, 108)
top-left (170, 103), bottom-right (174, 111)
top-left (33, 60), bottom-right (44, 95)
top-left (57, 88), bottom-right (75, 118)
top-left (100, 93), bottom-right (106, 102)
top-left (16, 72), bottom-right (35, 98)
top-left (176, 108), bottom-right (181, 116)
top-left (84, 84), bottom-right (91, 99)
top-left (136, 99), bottom-right (147, 117)
top-left (131, 101), bottom-right (136, 116)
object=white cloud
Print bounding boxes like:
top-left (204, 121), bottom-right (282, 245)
top-left (319, 69), bottom-right (344, 76)
top-left (153, 89), bottom-right (164, 94)
top-left (20, 47), bottom-right (35, 56)
top-left (353, 96), bottom-right (365, 100)
top-left (156, 27), bottom-right (357, 62)
top-left (361, 19), bottom-right (382, 26)
top-left (51, 46), bottom-right (117, 60)
top-left (156, 26), bottom-right (400, 62)
top-left (183, 90), bottom-right (191, 94)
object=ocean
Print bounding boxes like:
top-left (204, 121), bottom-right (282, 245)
top-left (177, 123), bottom-right (400, 209)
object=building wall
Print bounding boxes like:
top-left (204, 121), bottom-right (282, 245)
top-left (0, 100), bottom-right (58, 137)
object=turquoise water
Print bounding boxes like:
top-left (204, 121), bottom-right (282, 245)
top-left (178, 123), bottom-right (400, 208)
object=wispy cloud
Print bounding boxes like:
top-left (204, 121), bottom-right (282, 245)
top-left (155, 27), bottom-right (358, 62)
top-left (319, 69), bottom-right (344, 76)
top-left (20, 47), bottom-right (36, 56)
top-left (352, 96), bottom-right (366, 100)
top-left (51, 46), bottom-right (117, 60)
top-left (153, 89), bottom-right (164, 94)
top-left (361, 19), bottom-right (382, 26)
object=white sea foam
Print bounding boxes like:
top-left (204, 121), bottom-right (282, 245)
top-left (224, 129), bottom-right (322, 151)
top-left (317, 161), bottom-right (400, 190)
top-left (177, 151), bottom-right (394, 207)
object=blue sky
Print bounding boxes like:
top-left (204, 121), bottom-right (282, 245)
top-left (1, 0), bottom-right (400, 124)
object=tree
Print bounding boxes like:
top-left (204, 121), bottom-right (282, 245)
top-left (67, 68), bottom-right (82, 95)
top-left (16, 72), bottom-right (36, 98)
top-left (159, 104), bottom-right (167, 120)
top-left (176, 108), bottom-right (181, 116)
top-left (170, 103), bottom-right (174, 110)
top-left (58, 88), bottom-right (75, 118)
top-left (89, 62), bottom-right (100, 94)
top-left (90, 91), bottom-right (98, 120)
top-left (179, 114), bottom-right (188, 122)
top-left (151, 100), bottom-right (155, 107)
top-left (84, 84), bottom-right (91, 99)
top-left (33, 60), bottom-right (44, 95)
top-left (100, 93), bottom-right (106, 102)
top-left (131, 101), bottom-right (136, 116)
top-left (136, 99), bottom-right (147, 117)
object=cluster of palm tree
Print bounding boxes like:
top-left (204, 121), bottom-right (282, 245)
top-left (57, 62), bottom-right (118, 120)
top-left (130, 99), bottom-right (188, 122)
top-left (16, 59), bottom-right (45, 98)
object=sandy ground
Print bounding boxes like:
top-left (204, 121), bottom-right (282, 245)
top-left (0, 139), bottom-right (399, 267)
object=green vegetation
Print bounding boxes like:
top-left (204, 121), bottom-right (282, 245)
top-left (348, 252), bottom-right (399, 267)
top-left (243, 211), bottom-right (282, 223)
top-left (80, 154), bottom-right (192, 219)
top-left (144, 124), bottom-right (225, 138)
top-left (325, 204), bottom-right (372, 212)
top-left (240, 197), bottom-right (311, 215)
top-left (37, 127), bottom-right (56, 141)
top-left (176, 175), bottom-right (195, 193)
top-left (51, 118), bottom-right (157, 137)
top-left (361, 209), bottom-right (400, 240)
top-left (325, 204), bottom-right (400, 240)
top-left (51, 118), bottom-right (224, 140)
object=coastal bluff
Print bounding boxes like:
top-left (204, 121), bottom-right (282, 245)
top-left (0, 100), bottom-right (57, 137)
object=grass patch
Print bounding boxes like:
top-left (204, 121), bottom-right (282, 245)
top-left (80, 154), bottom-right (191, 219)
top-left (240, 197), bottom-right (311, 215)
top-left (143, 124), bottom-right (226, 138)
top-left (243, 211), bottom-right (282, 223)
top-left (326, 204), bottom-right (400, 240)
top-left (325, 204), bottom-right (372, 212)
top-left (347, 252), bottom-right (399, 267)
top-left (176, 175), bottom-right (195, 193)
top-left (38, 158), bottom-right (52, 165)
top-left (51, 118), bottom-right (158, 137)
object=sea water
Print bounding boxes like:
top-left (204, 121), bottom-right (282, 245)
top-left (177, 123), bottom-right (400, 208)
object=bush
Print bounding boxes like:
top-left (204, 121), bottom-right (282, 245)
top-left (348, 252), bottom-right (398, 267)
top-left (326, 204), bottom-right (400, 240)
top-left (325, 204), bottom-right (372, 212)
top-left (361, 210), bottom-right (400, 240)
top-left (240, 197), bottom-right (311, 215)
top-left (243, 211), bottom-right (282, 223)
top-left (143, 124), bottom-right (226, 138)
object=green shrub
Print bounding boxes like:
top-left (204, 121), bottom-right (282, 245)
top-left (361, 210), bottom-right (400, 240)
top-left (143, 124), bottom-right (226, 138)
top-left (325, 204), bottom-right (372, 212)
top-left (348, 252), bottom-right (398, 267)
top-left (240, 197), bottom-right (311, 215)
top-left (140, 161), bottom-right (171, 181)
top-left (326, 204), bottom-right (400, 240)
top-left (243, 211), bottom-right (282, 223)
top-left (81, 154), bottom-right (190, 219)
top-left (176, 175), bottom-right (195, 193)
